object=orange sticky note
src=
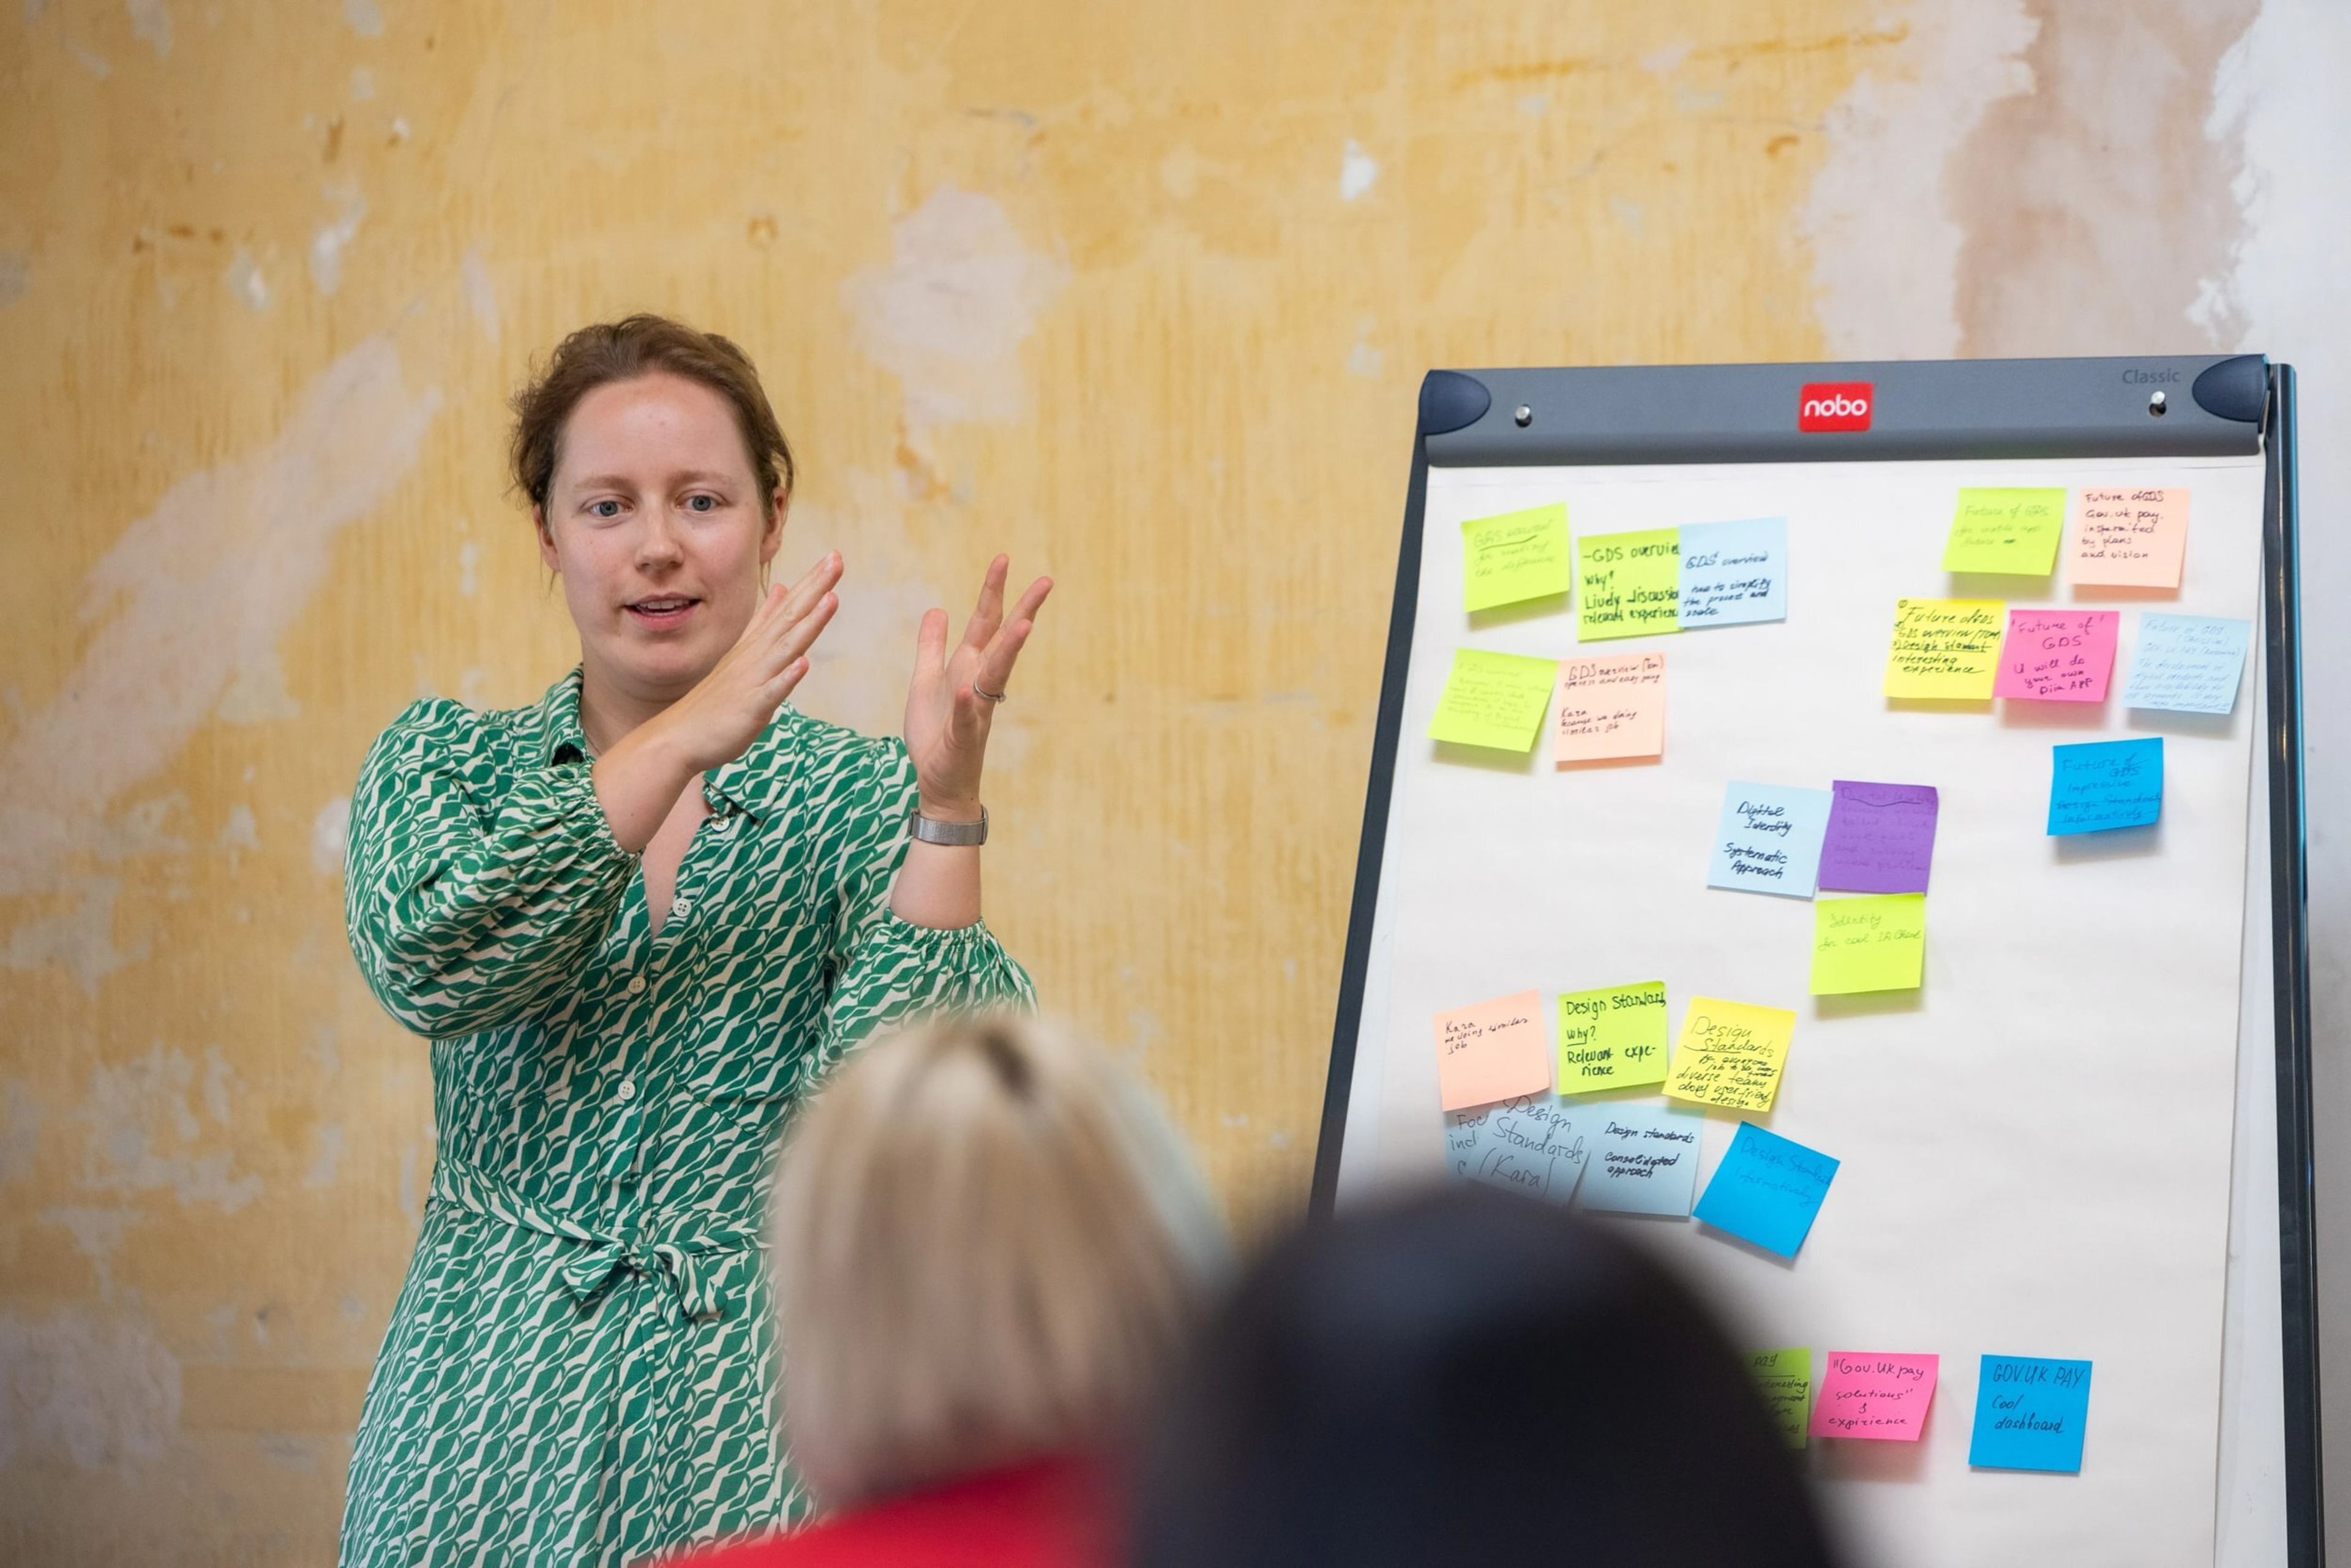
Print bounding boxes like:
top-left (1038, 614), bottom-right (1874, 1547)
top-left (1554, 652), bottom-right (1667, 764)
top-left (1433, 990), bottom-right (1551, 1112)
top-left (2070, 487), bottom-right (2189, 588)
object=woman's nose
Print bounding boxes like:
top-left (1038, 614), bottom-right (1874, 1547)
top-left (636, 511), bottom-right (686, 568)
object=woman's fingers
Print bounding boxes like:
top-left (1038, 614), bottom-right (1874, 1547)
top-left (960, 555), bottom-right (1010, 653)
top-left (774, 591), bottom-right (839, 672)
top-left (766, 552), bottom-right (843, 642)
top-left (973, 618), bottom-right (1034, 700)
top-left (766, 656), bottom-right (811, 704)
top-left (912, 606), bottom-right (950, 674)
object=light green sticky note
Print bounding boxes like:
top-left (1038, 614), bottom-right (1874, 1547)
top-left (1748, 1348), bottom-right (1811, 1449)
top-left (1810, 893), bottom-right (1927, 994)
top-left (1576, 528), bottom-right (1682, 641)
top-left (1462, 503), bottom-right (1572, 613)
top-left (1427, 649), bottom-right (1558, 752)
top-left (1557, 981), bottom-right (1670, 1094)
top-left (1943, 487), bottom-right (2066, 574)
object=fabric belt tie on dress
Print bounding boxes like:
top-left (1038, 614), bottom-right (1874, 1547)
top-left (429, 1152), bottom-right (754, 1324)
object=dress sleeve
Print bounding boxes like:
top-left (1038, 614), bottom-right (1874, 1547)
top-left (343, 700), bottom-right (639, 1037)
top-left (813, 736), bottom-right (1037, 1075)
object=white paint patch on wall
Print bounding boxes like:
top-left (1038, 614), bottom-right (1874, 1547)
top-left (222, 249), bottom-right (267, 310)
top-left (78, 1045), bottom-right (259, 1211)
top-left (461, 248), bottom-right (500, 342)
top-left (1799, 0), bottom-right (2039, 358)
top-left (311, 796), bottom-right (350, 876)
top-left (309, 186), bottom-right (366, 296)
top-left (124, 0), bottom-right (168, 58)
top-left (0, 1310), bottom-right (180, 1470)
top-left (1338, 139), bottom-right (1379, 201)
top-left (343, 0), bottom-right (382, 39)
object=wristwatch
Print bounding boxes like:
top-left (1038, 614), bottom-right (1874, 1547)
top-left (908, 805), bottom-right (989, 846)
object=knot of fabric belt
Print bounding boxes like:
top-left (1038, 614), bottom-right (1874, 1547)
top-left (558, 1239), bottom-right (723, 1321)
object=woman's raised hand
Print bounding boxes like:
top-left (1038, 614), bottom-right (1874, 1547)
top-left (660, 552), bottom-right (843, 773)
top-left (904, 555), bottom-right (1051, 818)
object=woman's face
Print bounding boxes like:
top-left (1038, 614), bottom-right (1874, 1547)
top-left (537, 372), bottom-right (784, 703)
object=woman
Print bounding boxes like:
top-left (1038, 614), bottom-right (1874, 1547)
top-left (339, 313), bottom-right (1049, 1565)
top-left (677, 1013), bottom-right (1228, 1566)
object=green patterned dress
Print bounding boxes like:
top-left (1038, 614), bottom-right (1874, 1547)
top-left (338, 669), bottom-right (1032, 1566)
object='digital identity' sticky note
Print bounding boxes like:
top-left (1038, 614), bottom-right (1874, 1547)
top-left (1462, 503), bottom-right (1572, 612)
top-left (1427, 649), bottom-right (1558, 752)
top-left (1707, 782), bottom-right (1832, 898)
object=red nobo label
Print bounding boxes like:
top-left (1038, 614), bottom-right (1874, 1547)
top-left (1798, 381), bottom-right (1873, 432)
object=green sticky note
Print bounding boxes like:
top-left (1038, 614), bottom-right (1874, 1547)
top-left (1427, 649), bottom-right (1558, 752)
top-left (1462, 503), bottom-right (1572, 612)
top-left (1943, 487), bottom-right (2066, 574)
top-left (1556, 981), bottom-right (1670, 1094)
top-left (1748, 1348), bottom-right (1811, 1449)
top-left (1576, 528), bottom-right (1681, 641)
top-left (1810, 893), bottom-right (1927, 994)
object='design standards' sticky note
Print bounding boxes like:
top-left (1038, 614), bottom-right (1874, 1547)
top-left (1577, 528), bottom-right (1682, 642)
top-left (1678, 517), bottom-right (1788, 628)
top-left (1707, 781), bottom-right (1832, 898)
top-left (1695, 1122), bottom-right (1840, 1258)
top-left (2048, 737), bottom-right (2163, 836)
top-left (1809, 894), bottom-right (1927, 995)
top-left (1557, 982), bottom-right (1670, 1095)
top-left (1992, 609), bottom-right (2120, 702)
top-left (1576, 1101), bottom-right (1703, 1216)
top-left (2071, 487), bottom-right (2188, 588)
top-left (1462, 503), bottom-right (1572, 613)
top-left (1944, 487), bottom-right (2066, 575)
top-left (1748, 1349), bottom-right (1812, 1449)
top-left (1445, 1093), bottom-right (1590, 1204)
top-left (1817, 781), bottom-right (1939, 895)
top-left (1813, 1352), bottom-right (1940, 1442)
top-left (2123, 613), bottom-right (2251, 715)
top-left (1433, 990), bottom-right (1552, 1112)
top-left (1554, 652), bottom-right (1666, 764)
top-left (1663, 998), bottom-right (1796, 1114)
top-left (1427, 649), bottom-right (1558, 752)
top-left (1884, 598), bottom-right (2004, 699)
top-left (1969, 1354), bottom-right (2094, 1473)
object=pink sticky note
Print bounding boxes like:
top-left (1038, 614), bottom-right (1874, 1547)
top-left (1992, 609), bottom-right (2119, 702)
top-left (1434, 990), bottom-right (1551, 1112)
top-left (1554, 652), bottom-right (1666, 765)
top-left (1810, 1351), bottom-right (1940, 1442)
top-left (2071, 487), bottom-right (2188, 588)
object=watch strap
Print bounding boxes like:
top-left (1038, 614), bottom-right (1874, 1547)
top-left (908, 805), bottom-right (988, 846)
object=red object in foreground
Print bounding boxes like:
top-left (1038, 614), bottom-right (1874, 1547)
top-left (1796, 381), bottom-right (1873, 432)
top-left (665, 1455), bottom-right (1114, 1568)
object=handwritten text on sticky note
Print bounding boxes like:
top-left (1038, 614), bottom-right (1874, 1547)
top-left (1993, 609), bottom-right (2119, 702)
top-left (1812, 1352), bottom-right (1940, 1442)
top-left (1810, 894), bottom-right (1927, 995)
top-left (1749, 1349), bottom-right (1812, 1449)
top-left (1577, 529), bottom-right (1681, 642)
top-left (1969, 1355), bottom-right (2093, 1473)
top-left (1695, 1122), bottom-right (1840, 1258)
top-left (1577, 1101), bottom-right (1703, 1216)
top-left (1462, 503), bottom-right (1572, 612)
top-left (1663, 998), bottom-right (1796, 1114)
top-left (1445, 1094), bottom-right (1589, 1204)
top-left (2048, 737), bottom-right (2162, 836)
top-left (1427, 649), bottom-right (1558, 752)
top-left (1707, 782), bottom-right (1832, 898)
top-left (1554, 653), bottom-right (1666, 763)
top-left (2071, 487), bottom-right (2187, 588)
top-left (1678, 517), bottom-right (1788, 628)
top-left (1557, 982), bottom-right (1670, 1094)
top-left (1944, 487), bottom-right (2065, 575)
top-left (2123, 613), bottom-right (2249, 715)
top-left (1433, 990), bottom-right (1552, 1112)
top-left (1885, 598), bottom-right (2004, 699)
top-left (1818, 781), bottom-right (1938, 895)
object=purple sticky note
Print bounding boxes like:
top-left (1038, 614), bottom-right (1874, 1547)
top-left (1817, 781), bottom-right (1939, 895)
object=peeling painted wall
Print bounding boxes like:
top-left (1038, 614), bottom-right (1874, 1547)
top-left (1, 1), bottom-right (2344, 1560)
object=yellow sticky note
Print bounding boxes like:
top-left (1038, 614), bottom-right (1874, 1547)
top-left (1944, 487), bottom-right (2066, 574)
top-left (1434, 990), bottom-right (1552, 1112)
top-left (1427, 649), bottom-right (1558, 752)
top-left (1810, 894), bottom-right (1927, 994)
top-left (1576, 528), bottom-right (1681, 642)
top-left (1749, 1348), bottom-right (1812, 1449)
top-left (2070, 487), bottom-right (2189, 588)
top-left (1884, 598), bottom-right (2004, 699)
top-left (1557, 981), bottom-right (1670, 1094)
top-left (1663, 997), bottom-right (1795, 1114)
top-left (1463, 503), bottom-right (1572, 612)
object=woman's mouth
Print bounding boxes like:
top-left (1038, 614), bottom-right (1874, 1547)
top-left (625, 596), bottom-right (700, 628)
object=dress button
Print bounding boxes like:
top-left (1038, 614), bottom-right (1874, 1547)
top-left (670, 899), bottom-right (691, 919)
top-left (626, 975), bottom-right (647, 995)
top-left (617, 1077), bottom-right (637, 1102)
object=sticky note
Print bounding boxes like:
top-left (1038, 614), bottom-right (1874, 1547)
top-left (1812, 1352), bottom-right (1940, 1442)
top-left (1554, 653), bottom-right (1667, 763)
top-left (1748, 1349), bottom-right (1812, 1449)
top-left (1433, 990), bottom-right (1551, 1112)
top-left (1462, 503), bottom-right (1572, 612)
top-left (1993, 609), bottom-right (2120, 702)
top-left (1576, 1101), bottom-right (1703, 1216)
top-left (1557, 982), bottom-right (1670, 1095)
top-left (2123, 613), bottom-right (2250, 715)
top-left (1884, 598), bottom-right (2004, 699)
top-left (1678, 517), bottom-right (1788, 628)
top-left (1576, 528), bottom-right (1681, 641)
top-left (1663, 998), bottom-right (1796, 1114)
top-left (1810, 894), bottom-right (1927, 995)
top-left (1969, 1354), bottom-right (2093, 1473)
top-left (1445, 1093), bottom-right (1589, 1204)
top-left (1428, 649), bottom-right (1558, 752)
top-left (1944, 487), bottom-right (2065, 575)
top-left (2048, 737), bottom-right (2162, 835)
top-left (2071, 487), bottom-right (2188, 588)
top-left (1696, 1123), bottom-right (1840, 1257)
top-left (1707, 782), bottom-right (1832, 898)
top-left (1818, 781), bottom-right (1938, 895)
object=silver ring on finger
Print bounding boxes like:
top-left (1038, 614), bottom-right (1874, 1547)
top-left (973, 681), bottom-right (1008, 704)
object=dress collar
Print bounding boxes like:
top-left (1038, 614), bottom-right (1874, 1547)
top-left (534, 667), bottom-right (793, 822)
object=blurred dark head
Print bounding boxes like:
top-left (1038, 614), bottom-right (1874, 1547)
top-left (1131, 1184), bottom-right (1841, 1568)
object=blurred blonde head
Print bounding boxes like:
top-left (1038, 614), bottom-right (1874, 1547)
top-left (771, 1012), bottom-right (1229, 1510)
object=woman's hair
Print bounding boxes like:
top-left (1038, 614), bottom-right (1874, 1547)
top-left (508, 312), bottom-right (797, 517)
top-left (1131, 1185), bottom-right (1843, 1568)
top-left (771, 1012), bottom-right (1229, 1510)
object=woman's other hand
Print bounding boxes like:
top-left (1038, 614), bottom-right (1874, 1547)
top-left (903, 555), bottom-right (1051, 819)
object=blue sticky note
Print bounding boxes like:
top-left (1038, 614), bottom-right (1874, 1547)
top-left (2047, 738), bottom-right (2162, 835)
top-left (2122, 613), bottom-right (2251, 715)
top-left (1576, 1101), bottom-right (1703, 1216)
top-left (1708, 781), bottom-right (1832, 897)
top-left (1444, 1093), bottom-right (1591, 1204)
top-left (1678, 517), bottom-right (1788, 628)
top-left (1969, 1355), bottom-right (2093, 1472)
top-left (1693, 1122), bottom-right (1839, 1257)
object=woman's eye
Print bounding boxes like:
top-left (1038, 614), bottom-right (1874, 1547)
top-left (590, 500), bottom-right (623, 519)
top-left (686, 493), bottom-right (718, 512)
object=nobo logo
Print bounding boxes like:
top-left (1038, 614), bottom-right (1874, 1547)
top-left (1798, 381), bottom-right (1873, 432)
